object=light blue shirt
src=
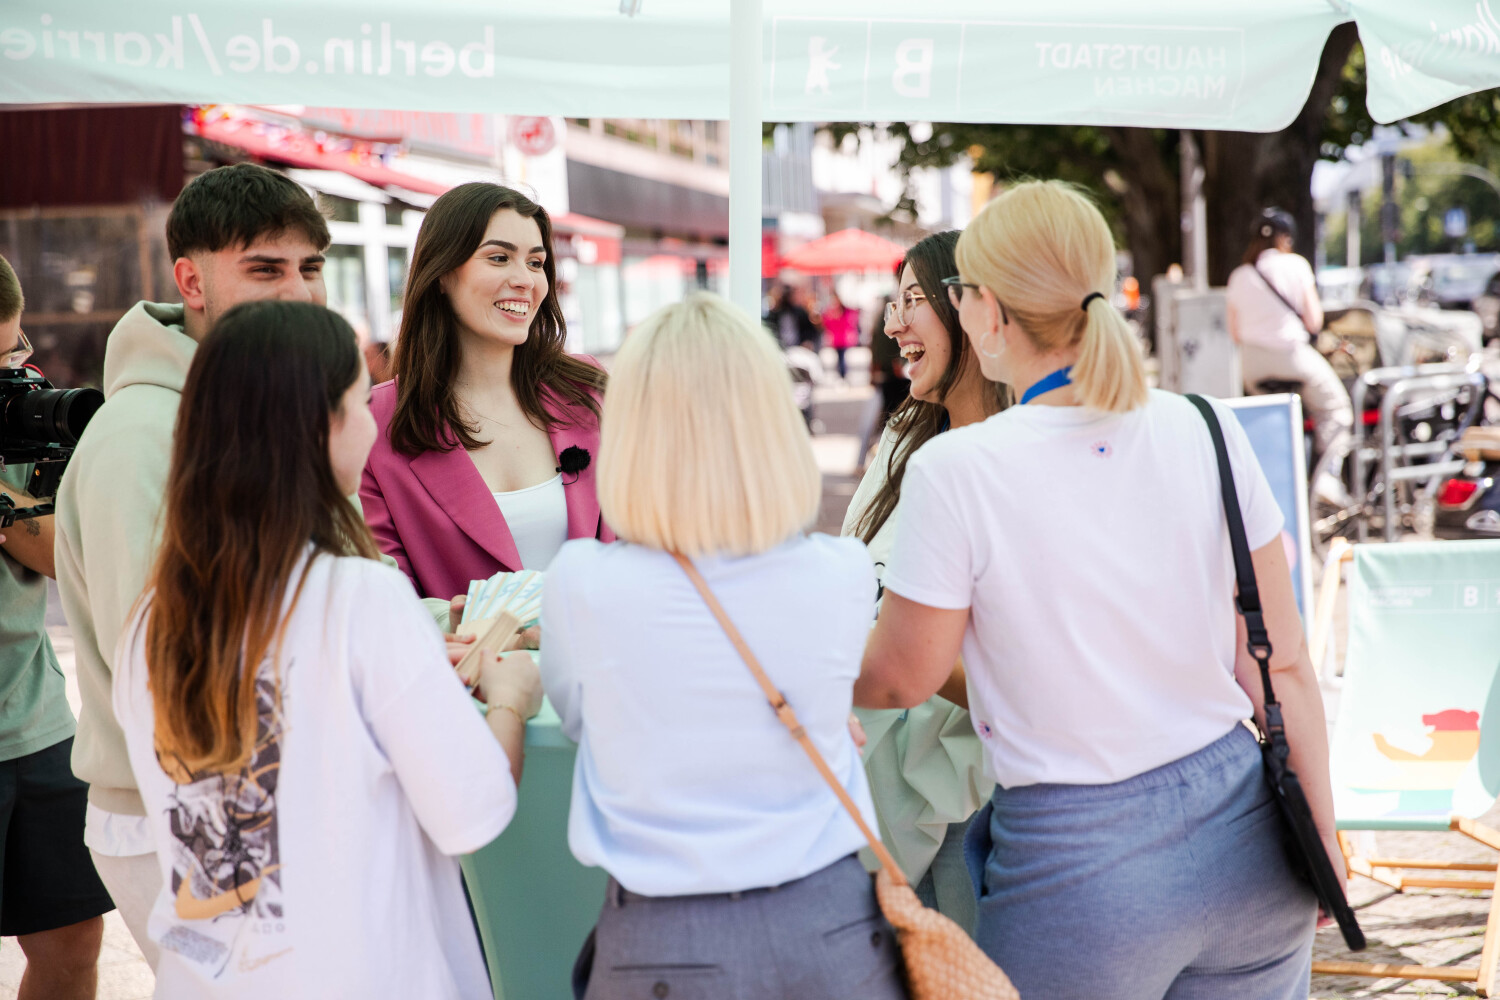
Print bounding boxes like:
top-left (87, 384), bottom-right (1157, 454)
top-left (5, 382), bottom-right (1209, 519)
top-left (541, 534), bottom-right (878, 897)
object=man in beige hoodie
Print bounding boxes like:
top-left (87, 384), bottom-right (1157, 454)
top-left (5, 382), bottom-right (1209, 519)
top-left (55, 163), bottom-right (330, 966)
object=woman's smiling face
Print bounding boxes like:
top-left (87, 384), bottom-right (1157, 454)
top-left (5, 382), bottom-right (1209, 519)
top-left (440, 208), bottom-right (548, 349)
top-left (885, 264), bottom-right (952, 403)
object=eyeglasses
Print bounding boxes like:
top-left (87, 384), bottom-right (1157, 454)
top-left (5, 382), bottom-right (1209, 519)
top-left (940, 276), bottom-right (1009, 325)
top-left (884, 289), bottom-right (928, 328)
top-left (1, 329), bottom-right (32, 370)
top-left (940, 276), bottom-right (982, 310)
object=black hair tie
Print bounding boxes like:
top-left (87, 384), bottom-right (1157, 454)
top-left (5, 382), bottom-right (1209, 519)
top-left (1080, 291), bottom-right (1105, 312)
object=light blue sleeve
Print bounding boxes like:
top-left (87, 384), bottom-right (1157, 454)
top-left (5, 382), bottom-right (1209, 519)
top-left (539, 545), bottom-right (590, 742)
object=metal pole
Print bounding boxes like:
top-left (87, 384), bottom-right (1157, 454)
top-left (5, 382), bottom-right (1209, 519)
top-left (1381, 151), bottom-right (1398, 268)
top-left (728, 0), bottom-right (764, 319)
top-left (1346, 188), bottom-right (1361, 270)
top-left (1179, 130), bottom-right (1208, 291)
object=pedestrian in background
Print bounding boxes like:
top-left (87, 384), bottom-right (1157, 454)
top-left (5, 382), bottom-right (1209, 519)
top-left (1228, 208), bottom-right (1353, 480)
top-left (822, 290), bottom-right (859, 380)
top-left (858, 181), bottom-right (1332, 999)
top-left (547, 292), bottom-right (905, 1000)
top-left (765, 283), bottom-right (819, 350)
top-left (855, 295), bottom-right (909, 469)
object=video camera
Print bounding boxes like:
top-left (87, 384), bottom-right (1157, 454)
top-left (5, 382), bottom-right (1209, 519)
top-left (0, 366), bottom-right (103, 528)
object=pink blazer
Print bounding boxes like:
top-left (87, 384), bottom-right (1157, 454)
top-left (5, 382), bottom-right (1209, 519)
top-left (360, 373), bottom-right (614, 601)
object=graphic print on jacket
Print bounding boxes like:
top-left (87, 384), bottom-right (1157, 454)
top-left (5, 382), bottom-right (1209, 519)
top-left (156, 659), bottom-right (289, 977)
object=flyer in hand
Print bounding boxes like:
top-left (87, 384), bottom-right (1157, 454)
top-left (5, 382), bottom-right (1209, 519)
top-left (453, 570), bottom-right (544, 690)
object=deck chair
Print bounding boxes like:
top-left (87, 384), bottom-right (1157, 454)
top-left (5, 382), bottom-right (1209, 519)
top-left (460, 700), bottom-right (607, 1000)
top-left (1310, 539), bottom-right (1500, 994)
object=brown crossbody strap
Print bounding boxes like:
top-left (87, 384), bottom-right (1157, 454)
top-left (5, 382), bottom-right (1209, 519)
top-left (671, 552), bottom-right (909, 887)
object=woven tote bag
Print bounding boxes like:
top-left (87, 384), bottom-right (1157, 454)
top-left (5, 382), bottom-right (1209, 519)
top-left (673, 553), bottom-right (1020, 1000)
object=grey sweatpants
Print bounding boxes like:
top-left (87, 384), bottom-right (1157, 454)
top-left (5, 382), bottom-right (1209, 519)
top-left (967, 725), bottom-right (1318, 1000)
top-left (578, 854), bottom-right (907, 1000)
top-left (1241, 340), bottom-right (1354, 457)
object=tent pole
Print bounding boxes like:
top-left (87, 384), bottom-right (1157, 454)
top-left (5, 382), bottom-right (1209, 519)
top-left (729, 0), bottom-right (764, 319)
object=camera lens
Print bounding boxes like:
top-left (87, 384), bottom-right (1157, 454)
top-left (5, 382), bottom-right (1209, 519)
top-left (2, 386), bottom-right (105, 446)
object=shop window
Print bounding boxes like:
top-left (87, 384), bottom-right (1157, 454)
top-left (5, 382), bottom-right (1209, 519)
top-left (387, 246), bottom-right (409, 320)
top-left (324, 244), bottom-right (368, 334)
top-left (0, 206), bottom-right (154, 387)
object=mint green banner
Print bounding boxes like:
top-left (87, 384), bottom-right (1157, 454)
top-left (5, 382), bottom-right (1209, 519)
top-left (764, 0), bottom-right (1344, 131)
top-left (1, 1), bottom-right (1496, 130)
top-left (0, 0), bottom-right (729, 118)
top-left (1355, 0), bottom-right (1500, 124)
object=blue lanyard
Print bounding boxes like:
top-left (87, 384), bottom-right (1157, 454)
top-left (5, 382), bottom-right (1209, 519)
top-left (1020, 366), bottom-right (1073, 405)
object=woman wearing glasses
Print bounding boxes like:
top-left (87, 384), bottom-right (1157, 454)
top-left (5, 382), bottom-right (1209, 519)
top-left (858, 182), bottom-right (1330, 998)
top-left (840, 231), bottom-right (1007, 930)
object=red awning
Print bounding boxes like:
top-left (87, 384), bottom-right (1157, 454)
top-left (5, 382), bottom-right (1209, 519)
top-left (194, 111), bottom-right (622, 253)
top-left (780, 228), bottom-right (906, 276)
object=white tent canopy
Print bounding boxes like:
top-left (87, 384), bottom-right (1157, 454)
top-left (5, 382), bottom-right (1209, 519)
top-left (3, 0), bottom-right (1499, 309)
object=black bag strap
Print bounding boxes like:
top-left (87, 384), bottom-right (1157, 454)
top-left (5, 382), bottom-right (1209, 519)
top-left (1185, 395), bottom-right (1286, 739)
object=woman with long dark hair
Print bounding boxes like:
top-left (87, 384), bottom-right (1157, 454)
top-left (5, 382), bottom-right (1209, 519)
top-left (113, 300), bottom-right (541, 997)
top-left (840, 231), bottom-right (1007, 930)
top-left (361, 183), bottom-right (610, 612)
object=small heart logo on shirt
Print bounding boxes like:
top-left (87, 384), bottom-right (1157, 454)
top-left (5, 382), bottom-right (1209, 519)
top-left (1091, 441), bottom-right (1113, 458)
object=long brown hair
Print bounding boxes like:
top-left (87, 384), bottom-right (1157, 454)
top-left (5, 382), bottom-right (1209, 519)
top-left (389, 182), bottom-right (604, 456)
top-left (854, 231), bottom-right (1010, 545)
top-left (146, 300), bottom-right (379, 775)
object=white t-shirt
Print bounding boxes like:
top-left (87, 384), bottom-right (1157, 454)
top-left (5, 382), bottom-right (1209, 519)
top-left (492, 473), bottom-right (569, 570)
top-left (884, 390), bottom-right (1283, 789)
top-left (114, 553), bottom-right (517, 1000)
top-left (1226, 249), bottom-right (1318, 350)
top-left (540, 535), bottom-right (879, 897)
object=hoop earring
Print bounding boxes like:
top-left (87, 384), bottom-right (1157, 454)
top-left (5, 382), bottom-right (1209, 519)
top-left (977, 331), bottom-right (1006, 361)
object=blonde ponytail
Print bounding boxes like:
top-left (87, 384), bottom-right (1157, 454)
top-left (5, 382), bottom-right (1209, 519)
top-left (956, 180), bottom-right (1148, 413)
top-left (1073, 296), bottom-right (1149, 412)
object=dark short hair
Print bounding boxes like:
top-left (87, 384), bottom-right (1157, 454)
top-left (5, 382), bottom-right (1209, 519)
top-left (0, 254), bottom-right (21, 323)
top-left (166, 163), bottom-right (330, 261)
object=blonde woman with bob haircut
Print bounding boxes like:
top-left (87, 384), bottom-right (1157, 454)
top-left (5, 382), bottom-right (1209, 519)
top-left (858, 181), bottom-right (1336, 999)
top-left (542, 292), bottom-right (906, 1000)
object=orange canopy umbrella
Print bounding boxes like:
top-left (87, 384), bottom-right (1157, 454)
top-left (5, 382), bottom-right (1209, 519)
top-left (780, 228), bottom-right (906, 276)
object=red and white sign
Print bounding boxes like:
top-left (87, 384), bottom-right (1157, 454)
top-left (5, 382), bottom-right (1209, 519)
top-left (509, 116), bottom-right (556, 157)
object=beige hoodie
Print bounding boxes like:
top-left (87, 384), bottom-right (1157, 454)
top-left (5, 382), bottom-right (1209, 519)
top-left (56, 301), bottom-right (195, 816)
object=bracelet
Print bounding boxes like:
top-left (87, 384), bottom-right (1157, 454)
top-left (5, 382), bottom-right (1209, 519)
top-left (488, 701), bottom-right (528, 727)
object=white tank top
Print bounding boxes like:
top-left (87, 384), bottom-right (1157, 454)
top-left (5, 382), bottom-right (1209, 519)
top-left (492, 474), bottom-right (569, 569)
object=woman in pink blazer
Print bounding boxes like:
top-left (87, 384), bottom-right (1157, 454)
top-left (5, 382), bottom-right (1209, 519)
top-left (361, 183), bottom-right (613, 604)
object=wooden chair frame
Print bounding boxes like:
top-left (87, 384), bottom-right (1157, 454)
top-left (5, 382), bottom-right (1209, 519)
top-left (1309, 540), bottom-right (1500, 995)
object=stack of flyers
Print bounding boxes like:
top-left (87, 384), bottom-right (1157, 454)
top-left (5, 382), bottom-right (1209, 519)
top-left (461, 569), bottom-right (544, 629)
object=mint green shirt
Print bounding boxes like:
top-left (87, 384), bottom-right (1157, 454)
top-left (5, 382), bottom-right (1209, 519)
top-left (0, 463), bottom-right (74, 760)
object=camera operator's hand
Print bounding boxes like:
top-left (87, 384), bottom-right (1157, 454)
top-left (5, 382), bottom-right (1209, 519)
top-left (0, 481), bottom-right (54, 579)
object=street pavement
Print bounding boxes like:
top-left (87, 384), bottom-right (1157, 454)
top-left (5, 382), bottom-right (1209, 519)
top-left (4, 369), bottom-right (1497, 998)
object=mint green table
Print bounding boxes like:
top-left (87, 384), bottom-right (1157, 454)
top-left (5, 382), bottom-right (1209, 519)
top-left (461, 699), bottom-right (607, 1000)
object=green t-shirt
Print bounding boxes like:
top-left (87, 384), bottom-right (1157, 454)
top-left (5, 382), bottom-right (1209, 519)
top-left (0, 463), bottom-right (74, 761)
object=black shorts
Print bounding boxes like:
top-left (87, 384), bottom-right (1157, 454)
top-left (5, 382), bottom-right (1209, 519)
top-left (0, 737), bottom-right (114, 935)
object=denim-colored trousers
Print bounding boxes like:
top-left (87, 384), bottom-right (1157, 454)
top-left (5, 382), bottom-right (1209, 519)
top-left (965, 725), bottom-right (1318, 1000)
top-left (575, 854), bottom-right (907, 1000)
